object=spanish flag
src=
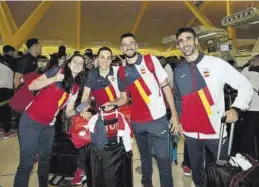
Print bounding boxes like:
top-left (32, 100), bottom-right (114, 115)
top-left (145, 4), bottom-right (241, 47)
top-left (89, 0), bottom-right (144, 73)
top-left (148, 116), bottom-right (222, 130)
top-left (104, 85), bottom-right (117, 102)
top-left (198, 87), bottom-right (214, 116)
top-left (58, 93), bottom-right (67, 108)
top-left (134, 78), bottom-right (151, 104)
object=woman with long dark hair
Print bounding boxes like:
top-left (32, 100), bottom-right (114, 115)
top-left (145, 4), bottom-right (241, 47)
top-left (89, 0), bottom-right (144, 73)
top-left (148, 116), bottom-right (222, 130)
top-left (13, 54), bottom-right (85, 187)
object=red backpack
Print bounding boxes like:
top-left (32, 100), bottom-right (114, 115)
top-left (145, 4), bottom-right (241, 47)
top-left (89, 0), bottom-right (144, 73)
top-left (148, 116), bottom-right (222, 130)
top-left (118, 55), bottom-right (159, 85)
top-left (10, 68), bottom-right (64, 112)
top-left (69, 115), bottom-right (91, 149)
top-left (9, 72), bottom-right (41, 112)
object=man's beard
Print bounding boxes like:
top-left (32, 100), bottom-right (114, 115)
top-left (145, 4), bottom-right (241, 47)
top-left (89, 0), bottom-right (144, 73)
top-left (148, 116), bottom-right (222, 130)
top-left (183, 46), bottom-right (196, 57)
top-left (124, 51), bottom-right (137, 59)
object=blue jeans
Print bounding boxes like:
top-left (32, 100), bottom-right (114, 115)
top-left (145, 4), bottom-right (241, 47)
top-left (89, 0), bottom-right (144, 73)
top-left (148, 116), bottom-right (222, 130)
top-left (14, 112), bottom-right (55, 187)
top-left (132, 116), bottom-right (173, 187)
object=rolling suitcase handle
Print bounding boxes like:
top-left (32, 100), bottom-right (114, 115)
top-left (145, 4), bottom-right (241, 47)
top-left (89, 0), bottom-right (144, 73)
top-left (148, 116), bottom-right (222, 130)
top-left (216, 116), bottom-right (235, 166)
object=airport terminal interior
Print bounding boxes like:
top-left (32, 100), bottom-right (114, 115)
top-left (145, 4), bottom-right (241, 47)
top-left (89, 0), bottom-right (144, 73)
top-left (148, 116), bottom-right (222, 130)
top-left (0, 1), bottom-right (259, 187)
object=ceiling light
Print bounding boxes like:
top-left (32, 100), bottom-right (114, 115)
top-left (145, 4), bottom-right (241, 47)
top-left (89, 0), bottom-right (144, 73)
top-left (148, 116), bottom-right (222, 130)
top-left (249, 20), bottom-right (259, 25)
top-left (198, 32), bottom-right (217, 39)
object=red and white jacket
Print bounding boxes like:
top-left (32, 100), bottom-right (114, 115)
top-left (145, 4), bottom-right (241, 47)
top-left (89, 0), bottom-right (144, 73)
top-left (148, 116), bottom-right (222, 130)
top-left (87, 110), bottom-right (133, 152)
top-left (119, 54), bottom-right (168, 123)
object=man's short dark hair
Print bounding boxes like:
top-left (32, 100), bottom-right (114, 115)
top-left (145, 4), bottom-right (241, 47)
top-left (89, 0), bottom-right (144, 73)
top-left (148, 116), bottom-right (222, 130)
top-left (176, 27), bottom-right (196, 40)
top-left (26, 38), bottom-right (39, 49)
top-left (84, 48), bottom-right (93, 59)
top-left (85, 48), bottom-right (93, 54)
top-left (3, 45), bottom-right (15, 53)
top-left (58, 45), bottom-right (66, 54)
top-left (74, 51), bottom-right (80, 55)
top-left (120, 33), bottom-right (135, 42)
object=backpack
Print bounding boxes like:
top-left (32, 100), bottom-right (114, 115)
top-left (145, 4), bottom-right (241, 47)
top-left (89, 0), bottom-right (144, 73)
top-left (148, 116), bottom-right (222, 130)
top-left (69, 115), bottom-right (91, 149)
top-left (118, 54), bottom-right (159, 85)
top-left (9, 68), bottom-right (63, 112)
top-left (9, 72), bottom-right (41, 112)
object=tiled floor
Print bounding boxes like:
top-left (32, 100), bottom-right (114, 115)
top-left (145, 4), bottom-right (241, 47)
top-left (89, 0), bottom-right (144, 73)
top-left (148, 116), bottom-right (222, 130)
top-left (0, 133), bottom-right (195, 187)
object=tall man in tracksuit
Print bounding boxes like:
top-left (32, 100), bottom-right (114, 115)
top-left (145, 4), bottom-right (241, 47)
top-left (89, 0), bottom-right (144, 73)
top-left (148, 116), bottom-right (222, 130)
top-left (173, 27), bottom-right (253, 187)
top-left (106, 33), bottom-right (179, 187)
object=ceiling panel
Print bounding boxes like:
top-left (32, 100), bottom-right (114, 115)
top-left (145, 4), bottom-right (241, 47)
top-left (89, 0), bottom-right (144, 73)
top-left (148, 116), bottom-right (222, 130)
top-left (136, 2), bottom-right (194, 51)
top-left (7, 1), bottom-right (41, 28)
top-left (31, 2), bottom-right (77, 48)
top-left (3, 1), bottom-right (259, 52)
top-left (81, 1), bottom-right (142, 49)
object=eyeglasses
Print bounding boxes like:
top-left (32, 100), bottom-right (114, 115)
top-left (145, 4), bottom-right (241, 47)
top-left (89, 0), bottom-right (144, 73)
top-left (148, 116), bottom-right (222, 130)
top-left (121, 42), bottom-right (136, 49)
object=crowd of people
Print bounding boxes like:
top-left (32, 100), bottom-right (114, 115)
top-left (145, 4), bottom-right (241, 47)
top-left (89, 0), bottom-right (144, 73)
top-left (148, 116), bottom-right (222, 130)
top-left (0, 27), bottom-right (258, 187)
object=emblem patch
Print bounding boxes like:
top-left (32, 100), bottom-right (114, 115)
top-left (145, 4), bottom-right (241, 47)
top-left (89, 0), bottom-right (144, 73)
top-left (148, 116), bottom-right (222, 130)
top-left (140, 66), bottom-right (146, 74)
top-left (203, 69), bottom-right (210, 77)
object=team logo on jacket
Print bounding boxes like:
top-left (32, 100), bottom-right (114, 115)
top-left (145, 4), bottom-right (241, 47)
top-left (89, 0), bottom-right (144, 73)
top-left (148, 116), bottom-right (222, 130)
top-left (203, 69), bottom-right (210, 77)
top-left (140, 66), bottom-right (146, 74)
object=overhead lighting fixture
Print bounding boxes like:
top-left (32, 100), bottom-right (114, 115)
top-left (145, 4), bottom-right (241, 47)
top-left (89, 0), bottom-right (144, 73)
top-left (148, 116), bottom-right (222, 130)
top-left (249, 20), bottom-right (259, 25)
top-left (198, 32), bottom-right (217, 39)
top-left (162, 35), bottom-right (176, 44)
top-left (222, 7), bottom-right (259, 27)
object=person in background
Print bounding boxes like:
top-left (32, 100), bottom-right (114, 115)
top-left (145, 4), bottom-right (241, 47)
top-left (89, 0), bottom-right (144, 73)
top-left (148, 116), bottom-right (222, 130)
top-left (241, 55), bottom-right (259, 160)
top-left (57, 45), bottom-right (66, 59)
top-left (158, 56), bottom-right (174, 88)
top-left (58, 55), bottom-right (66, 68)
top-left (13, 38), bottom-right (42, 89)
top-left (0, 45), bottom-right (16, 71)
top-left (74, 51), bottom-right (80, 55)
top-left (84, 49), bottom-right (94, 70)
top-left (0, 45), bottom-right (17, 139)
top-left (173, 27), bottom-right (253, 187)
top-left (13, 54), bottom-right (85, 187)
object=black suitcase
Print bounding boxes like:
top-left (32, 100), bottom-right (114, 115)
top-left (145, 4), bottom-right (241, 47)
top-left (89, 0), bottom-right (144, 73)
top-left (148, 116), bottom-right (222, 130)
top-left (85, 107), bottom-right (133, 187)
top-left (49, 134), bottom-right (78, 177)
top-left (205, 117), bottom-right (259, 187)
top-left (86, 142), bottom-right (133, 187)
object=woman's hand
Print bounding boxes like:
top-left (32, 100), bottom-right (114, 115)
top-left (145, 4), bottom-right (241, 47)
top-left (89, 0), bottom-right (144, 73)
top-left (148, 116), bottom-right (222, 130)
top-left (54, 69), bottom-right (64, 82)
top-left (101, 102), bottom-right (115, 112)
top-left (80, 111), bottom-right (92, 120)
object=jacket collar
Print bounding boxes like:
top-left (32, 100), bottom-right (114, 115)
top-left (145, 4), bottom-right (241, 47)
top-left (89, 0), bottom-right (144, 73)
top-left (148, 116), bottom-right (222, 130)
top-left (134, 53), bottom-right (142, 65)
top-left (126, 53), bottom-right (142, 66)
top-left (97, 67), bottom-right (114, 79)
top-left (184, 53), bottom-right (204, 65)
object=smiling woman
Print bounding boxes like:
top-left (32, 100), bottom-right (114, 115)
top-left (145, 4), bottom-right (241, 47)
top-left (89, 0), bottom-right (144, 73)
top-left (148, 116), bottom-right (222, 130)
top-left (13, 54), bottom-right (85, 187)
top-left (98, 46), bottom-right (113, 72)
top-left (80, 46), bottom-right (127, 112)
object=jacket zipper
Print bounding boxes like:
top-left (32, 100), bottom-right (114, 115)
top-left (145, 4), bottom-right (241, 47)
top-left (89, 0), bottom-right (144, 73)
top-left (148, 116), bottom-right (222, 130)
top-left (191, 63), bottom-right (200, 139)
